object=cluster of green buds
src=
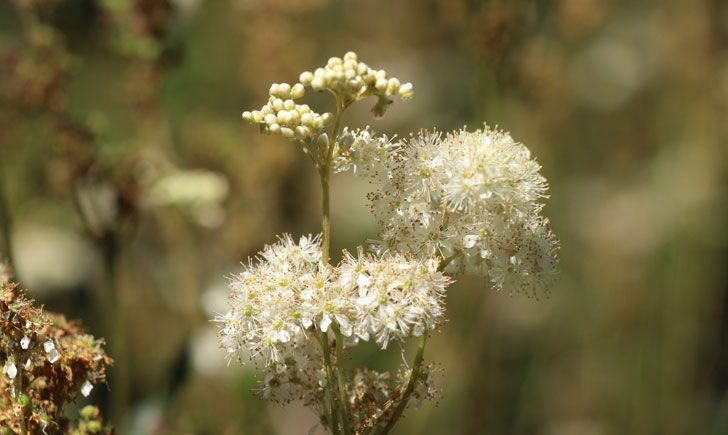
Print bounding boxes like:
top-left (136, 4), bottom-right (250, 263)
top-left (242, 82), bottom-right (333, 140)
top-left (298, 51), bottom-right (413, 116)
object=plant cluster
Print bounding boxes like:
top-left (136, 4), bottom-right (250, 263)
top-left (220, 51), bottom-right (559, 434)
top-left (0, 262), bottom-right (113, 434)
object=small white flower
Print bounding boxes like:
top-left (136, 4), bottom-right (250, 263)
top-left (43, 339), bottom-right (55, 353)
top-left (4, 362), bottom-right (17, 379)
top-left (20, 335), bottom-right (30, 350)
top-left (81, 380), bottom-right (93, 397)
top-left (48, 349), bottom-right (59, 364)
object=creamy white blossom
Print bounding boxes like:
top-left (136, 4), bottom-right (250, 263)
top-left (339, 249), bottom-right (451, 349)
top-left (337, 126), bottom-right (559, 298)
top-left (216, 234), bottom-right (346, 367)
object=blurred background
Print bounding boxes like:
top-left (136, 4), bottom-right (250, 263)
top-left (1, 0), bottom-right (727, 433)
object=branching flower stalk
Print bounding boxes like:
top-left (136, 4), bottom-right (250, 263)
top-left (219, 51), bottom-right (559, 434)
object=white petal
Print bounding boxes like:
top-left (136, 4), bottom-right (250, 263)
top-left (20, 336), bottom-right (30, 350)
top-left (356, 273), bottom-right (372, 287)
top-left (320, 313), bottom-right (332, 332)
top-left (5, 363), bottom-right (17, 379)
top-left (48, 349), bottom-right (59, 364)
top-left (43, 340), bottom-right (55, 353)
top-left (81, 380), bottom-right (93, 397)
top-left (463, 235), bottom-right (479, 249)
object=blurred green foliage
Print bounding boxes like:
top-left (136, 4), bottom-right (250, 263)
top-left (1, 0), bottom-right (727, 434)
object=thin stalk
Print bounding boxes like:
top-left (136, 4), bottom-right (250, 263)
top-left (326, 95), bottom-right (345, 164)
top-left (320, 331), bottom-right (341, 435)
top-left (378, 333), bottom-right (428, 435)
top-left (332, 325), bottom-right (352, 434)
top-left (14, 360), bottom-right (27, 435)
top-left (0, 169), bottom-right (15, 273)
top-left (318, 396), bottom-right (333, 432)
top-left (320, 169), bottom-right (331, 264)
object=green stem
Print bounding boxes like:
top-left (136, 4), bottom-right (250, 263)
top-left (320, 332), bottom-right (341, 435)
top-left (327, 95), bottom-right (345, 165)
top-left (320, 169), bottom-right (331, 264)
top-left (332, 325), bottom-right (352, 434)
top-left (379, 333), bottom-right (428, 435)
top-left (312, 92), bottom-right (351, 433)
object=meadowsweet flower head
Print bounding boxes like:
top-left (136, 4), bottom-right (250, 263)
top-left (339, 126), bottom-right (559, 298)
top-left (217, 234), bottom-right (350, 366)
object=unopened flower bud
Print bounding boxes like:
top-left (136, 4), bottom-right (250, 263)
top-left (296, 126), bottom-right (310, 137)
top-left (278, 83), bottom-right (291, 98)
top-left (242, 111), bottom-right (253, 121)
top-left (281, 127), bottom-right (295, 138)
top-left (269, 123), bottom-right (281, 134)
top-left (269, 83), bottom-right (280, 96)
top-left (399, 82), bottom-right (414, 99)
top-left (283, 99), bottom-right (295, 111)
top-left (80, 405), bottom-right (98, 419)
top-left (252, 110), bottom-right (264, 122)
top-left (300, 113), bottom-right (313, 126)
top-left (375, 78), bottom-right (388, 91)
top-left (299, 71), bottom-right (314, 85)
top-left (277, 111), bottom-right (290, 124)
top-left (327, 57), bottom-right (342, 67)
top-left (344, 51), bottom-right (357, 62)
top-left (311, 77), bottom-right (325, 91)
top-left (291, 83), bottom-right (305, 99)
top-left (272, 98), bottom-right (284, 111)
top-left (317, 133), bottom-right (330, 149)
top-left (321, 112), bottom-right (333, 125)
top-left (264, 114), bottom-right (277, 125)
top-left (387, 78), bottom-right (400, 94)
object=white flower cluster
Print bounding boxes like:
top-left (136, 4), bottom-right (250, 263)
top-left (339, 249), bottom-right (450, 349)
top-left (242, 82), bottom-right (333, 140)
top-left (216, 234), bottom-right (451, 402)
top-left (299, 51), bottom-right (413, 117)
top-left (333, 128), bottom-right (400, 179)
top-left (217, 235), bottom-right (450, 360)
top-left (337, 126), bottom-right (559, 298)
